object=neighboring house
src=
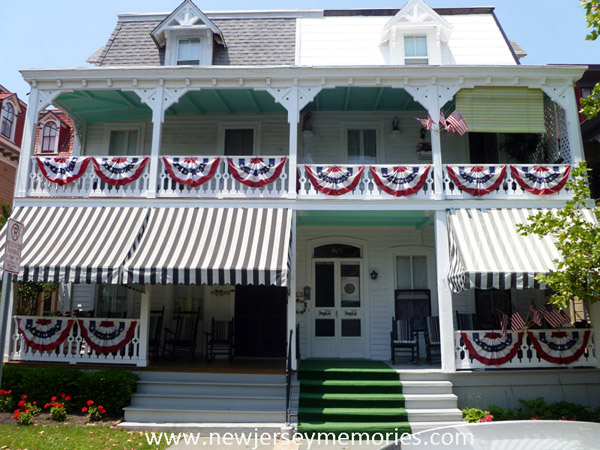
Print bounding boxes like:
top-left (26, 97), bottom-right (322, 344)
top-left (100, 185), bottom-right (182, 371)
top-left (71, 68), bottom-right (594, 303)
top-left (2, 0), bottom-right (598, 434)
top-left (34, 110), bottom-right (75, 157)
top-left (0, 84), bottom-right (26, 205)
top-left (577, 65), bottom-right (600, 199)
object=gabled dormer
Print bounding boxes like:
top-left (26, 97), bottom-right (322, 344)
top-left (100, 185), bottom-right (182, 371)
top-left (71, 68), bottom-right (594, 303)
top-left (150, 0), bottom-right (225, 66)
top-left (380, 0), bottom-right (453, 65)
top-left (1, 93), bottom-right (22, 143)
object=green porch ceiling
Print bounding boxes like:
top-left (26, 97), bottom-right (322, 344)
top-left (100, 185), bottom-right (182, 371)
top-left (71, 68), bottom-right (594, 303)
top-left (55, 90), bottom-right (152, 123)
top-left (167, 90), bottom-right (286, 115)
top-left (303, 87), bottom-right (429, 113)
top-left (296, 210), bottom-right (433, 228)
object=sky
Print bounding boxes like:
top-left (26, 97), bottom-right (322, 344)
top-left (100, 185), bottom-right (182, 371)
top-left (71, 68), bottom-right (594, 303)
top-left (1, 0), bottom-right (599, 102)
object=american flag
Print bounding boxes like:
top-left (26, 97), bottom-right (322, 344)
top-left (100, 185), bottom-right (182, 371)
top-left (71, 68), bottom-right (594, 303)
top-left (439, 111), bottom-right (448, 130)
top-left (446, 111), bottom-right (469, 136)
top-left (511, 311), bottom-right (525, 331)
top-left (541, 308), bottom-right (568, 328)
top-left (500, 314), bottom-right (508, 339)
top-left (417, 115), bottom-right (435, 130)
top-left (529, 303), bottom-right (542, 327)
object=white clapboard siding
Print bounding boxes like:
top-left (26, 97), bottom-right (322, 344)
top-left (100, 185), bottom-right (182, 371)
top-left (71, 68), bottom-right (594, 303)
top-left (84, 120), bottom-right (153, 156)
top-left (298, 14), bottom-right (516, 66)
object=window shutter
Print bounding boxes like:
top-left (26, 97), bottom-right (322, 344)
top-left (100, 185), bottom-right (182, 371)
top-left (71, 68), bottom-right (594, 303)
top-left (456, 87), bottom-right (546, 133)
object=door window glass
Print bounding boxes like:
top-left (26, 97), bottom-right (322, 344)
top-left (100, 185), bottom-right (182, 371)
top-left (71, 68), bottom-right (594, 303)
top-left (315, 319), bottom-right (335, 337)
top-left (315, 262), bottom-right (335, 308)
top-left (341, 264), bottom-right (360, 307)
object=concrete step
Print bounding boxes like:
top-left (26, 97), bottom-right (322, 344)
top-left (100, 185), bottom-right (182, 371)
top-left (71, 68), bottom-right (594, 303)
top-left (404, 394), bottom-right (458, 409)
top-left (401, 380), bottom-right (454, 395)
top-left (118, 422), bottom-right (288, 435)
top-left (123, 407), bottom-right (286, 423)
top-left (410, 421), bottom-right (465, 433)
top-left (398, 372), bottom-right (452, 382)
top-left (137, 371), bottom-right (285, 384)
top-left (130, 393), bottom-right (286, 410)
top-left (406, 408), bottom-right (464, 423)
top-left (136, 380), bottom-right (286, 397)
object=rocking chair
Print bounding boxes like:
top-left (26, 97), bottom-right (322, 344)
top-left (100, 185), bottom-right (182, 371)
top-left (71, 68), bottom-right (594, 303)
top-left (162, 307), bottom-right (201, 360)
top-left (424, 315), bottom-right (441, 364)
top-left (205, 318), bottom-right (234, 362)
top-left (390, 317), bottom-right (418, 364)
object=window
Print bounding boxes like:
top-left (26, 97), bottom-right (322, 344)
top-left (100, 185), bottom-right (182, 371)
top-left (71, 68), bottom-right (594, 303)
top-left (1, 102), bottom-right (15, 139)
top-left (177, 38), bottom-right (202, 65)
top-left (109, 130), bottom-right (139, 156)
top-left (95, 285), bottom-right (131, 318)
top-left (404, 35), bottom-right (428, 65)
top-left (224, 128), bottom-right (254, 156)
top-left (40, 122), bottom-right (58, 153)
top-left (347, 129), bottom-right (377, 164)
top-left (475, 290), bottom-right (511, 330)
top-left (396, 255), bottom-right (428, 290)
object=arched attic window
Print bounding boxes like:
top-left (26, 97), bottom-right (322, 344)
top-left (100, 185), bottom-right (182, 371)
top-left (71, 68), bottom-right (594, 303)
top-left (1, 102), bottom-right (15, 139)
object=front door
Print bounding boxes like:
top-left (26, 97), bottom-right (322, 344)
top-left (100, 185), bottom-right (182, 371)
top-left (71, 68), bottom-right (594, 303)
top-left (311, 259), bottom-right (364, 358)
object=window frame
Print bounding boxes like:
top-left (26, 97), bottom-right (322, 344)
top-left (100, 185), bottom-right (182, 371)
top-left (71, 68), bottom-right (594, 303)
top-left (217, 122), bottom-right (262, 156)
top-left (102, 123), bottom-right (146, 156)
top-left (176, 36), bottom-right (203, 65)
top-left (1, 100), bottom-right (16, 141)
top-left (403, 35), bottom-right (429, 65)
top-left (39, 120), bottom-right (60, 154)
top-left (164, 28), bottom-right (213, 66)
top-left (341, 123), bottom-right (384, 164)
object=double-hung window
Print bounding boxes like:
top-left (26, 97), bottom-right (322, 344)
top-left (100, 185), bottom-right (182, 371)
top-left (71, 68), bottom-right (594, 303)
top-left (108, 130), bottom-right (139, 156)
top-left (40, 122), bottom-right (58, 153)
top-left (1, 102), bottom-right (15, 139)
top-left (177, 37), bottom-right (202, 65)
top-left (404, 35), bottom-right (428, 65)
top-left (347, 129), bottom-right (377, 164)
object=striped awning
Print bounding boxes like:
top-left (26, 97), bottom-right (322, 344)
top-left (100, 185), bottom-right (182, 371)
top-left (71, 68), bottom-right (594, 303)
top-left (0, 207), bottom-right (149, 283)
top-left (448, 208), bottom-right (571, 292)
top-left (123, 208), bottom-right (292, 286)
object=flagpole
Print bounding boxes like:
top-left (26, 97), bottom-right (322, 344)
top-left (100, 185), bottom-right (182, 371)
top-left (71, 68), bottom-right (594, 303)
top-left (0, 273), bottom-right (12, 388)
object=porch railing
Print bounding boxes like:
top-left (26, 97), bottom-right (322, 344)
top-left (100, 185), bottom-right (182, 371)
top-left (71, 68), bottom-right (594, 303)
top-left (455, 328), bottom-right (596, 370)
top-left (10, 316), bottom-right (141, 365)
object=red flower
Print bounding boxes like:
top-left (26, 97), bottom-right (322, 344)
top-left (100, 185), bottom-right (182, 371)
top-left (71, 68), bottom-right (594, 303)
top-left (560, 416), bottom-right (567, 420)
top-left (86, 400), bottom-right (94, 406)
top-left (530, 417), bottom-right (539, 420)
top-left (81, 407), bottom-right (88, 413)
top-left (8, 390), bottom-right (11, 395)
top-left (60, 393), bottom-right (66, 399)
top-left (65, 396), bottom-right (71, 401)
top-left (570, 418), bottom-right (576, 421)
top-left (25, 409), bottom-right (29, 413)
top-left (0, 390), bottom-right (5, 395)
top-left (481, 414), bottom-right (493, 422)
top-left (13, 410), bottom-right (20, 419)
top-left (58, 403), bottom-right (63, 408)
top-left (21, 395), bottom-right (27, 400)
top-left (17, 400), bottom-right (25, 407)
top-left (33, 401), bottom-right (37, 405)
top-left (51, 396), bottom-right (57, 402)
top-left (44, 403), bottom-right (50, 409)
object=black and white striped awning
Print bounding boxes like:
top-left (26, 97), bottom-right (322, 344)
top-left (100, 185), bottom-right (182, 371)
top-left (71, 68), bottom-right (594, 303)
top-left (0, 207), bottom-right (149, 283)
top-left (448, 208), bottom-right (567, 292)
top-left (123, 208), bottom-right (292, 286)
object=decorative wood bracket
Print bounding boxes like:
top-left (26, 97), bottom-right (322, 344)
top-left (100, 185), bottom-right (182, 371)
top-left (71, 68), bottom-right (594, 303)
top-left (265, 86), bottom-right (322, 123)
top-left (130, 87), bottom-right (187, 122)
top-left (539, 84), bottom-right (571, 111)
top-left (35, 90), bottom-right (71, 121)
top-left (403, 85), bottom-right (462, 122)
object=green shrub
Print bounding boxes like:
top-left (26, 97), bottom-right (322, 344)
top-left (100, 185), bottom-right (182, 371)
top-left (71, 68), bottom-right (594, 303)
top-left (462, 407), bottom-right (491, 423)
top-left (76, 369), bottom-right (138, 417)
top-left (0, 388), bottom-right (15, 412)
top-left (485, 398), bottom-right (600, 423)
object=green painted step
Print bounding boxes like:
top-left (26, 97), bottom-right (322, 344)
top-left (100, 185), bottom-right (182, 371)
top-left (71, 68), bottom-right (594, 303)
top-left (299, 392), bottom-right (405, 408)
top-left (297, 421), bottom-right (412, 437)
top-left (298, 407), bottom-right (409, 423)
top-left (300, 379), bottom-right (404, 394)
top-left (298, 360), bottom-right (401, 381)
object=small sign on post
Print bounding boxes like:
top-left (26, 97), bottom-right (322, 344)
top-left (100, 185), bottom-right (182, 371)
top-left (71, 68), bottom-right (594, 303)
top-left (3, 219), bottom-right (24, 274)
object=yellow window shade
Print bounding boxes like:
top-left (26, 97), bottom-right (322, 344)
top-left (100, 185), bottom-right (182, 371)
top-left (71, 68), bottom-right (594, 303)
top-left (456, 87), bottom-right (546, 133)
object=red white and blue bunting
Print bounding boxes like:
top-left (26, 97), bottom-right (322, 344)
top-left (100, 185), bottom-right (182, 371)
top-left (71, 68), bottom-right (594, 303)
top-left (16, 317), bottom-right (74, 352)
top-left (37, 157), bottom-right (91, 186)
top-left (446, 165), bottom-right (506, 196)
top-left (78, 320), bottom-right (137, 354)
top-left (304, 165), bottom-right (364, 196)
top-left (92, 157), bottom-right (149, 186)
top-left (370, 165), bottom-right (431, 197)
top-left (528, 330), bottom-right (591, 365)
top-left (510, 165), bottom-right (571, 195)
top-left (227, 157), bottom-right (287, 188)
top-left (461, 331), bottom-right (523, 366)
top-left (163, 157), bottom-right (220, 187)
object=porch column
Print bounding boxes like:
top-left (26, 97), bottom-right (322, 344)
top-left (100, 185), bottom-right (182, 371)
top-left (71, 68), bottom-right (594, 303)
top-left (430, 128), bottom-right (444, 198)
top-left (286, 211), bottom-right (298, 369)
top-left (434, 210), bottom-right (456, 373)
top-left (564, 85), bottom-right (586, 163)
top-left (137, 286), bottom-right (151, 367)
top-left (591, 302), bottom-right (600, 369)
top-left (131, 85), bottom-right (186, 198)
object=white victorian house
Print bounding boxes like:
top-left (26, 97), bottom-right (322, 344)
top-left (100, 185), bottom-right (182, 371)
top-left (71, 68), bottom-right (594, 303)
top-left (1, 0), bottom-right (598, 434)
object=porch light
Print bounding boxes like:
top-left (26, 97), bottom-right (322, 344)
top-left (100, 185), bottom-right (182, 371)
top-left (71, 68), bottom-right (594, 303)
top-left (370, 270), bottom-right (378, 280)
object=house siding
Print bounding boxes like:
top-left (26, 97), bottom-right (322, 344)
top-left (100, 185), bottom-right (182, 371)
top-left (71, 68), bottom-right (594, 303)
top-left (0, 159), bottom-right (16, 204)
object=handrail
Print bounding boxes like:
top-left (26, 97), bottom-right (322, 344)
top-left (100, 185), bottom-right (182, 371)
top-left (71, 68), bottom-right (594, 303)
top-left (285, 328), bottom-right (293, 425)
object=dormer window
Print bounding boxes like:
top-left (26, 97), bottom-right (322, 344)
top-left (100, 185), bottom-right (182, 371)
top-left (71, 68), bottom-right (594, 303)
top-left (404, 35), bottom-right (428, 65)
top-left (177, 37), bottom-right (202, 65)
top-left (1, 102), bottom-right (15, 140)
top-left (41, 121), bottom-right (59, 153)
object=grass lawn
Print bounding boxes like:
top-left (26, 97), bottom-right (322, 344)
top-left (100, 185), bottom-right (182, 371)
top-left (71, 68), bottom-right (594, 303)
top-left (0, 423), bottom-right (168, 450)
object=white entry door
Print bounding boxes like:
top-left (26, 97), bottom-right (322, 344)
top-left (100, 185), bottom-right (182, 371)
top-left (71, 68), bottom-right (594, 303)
top-left (311, 259), bottom-right (364, 358)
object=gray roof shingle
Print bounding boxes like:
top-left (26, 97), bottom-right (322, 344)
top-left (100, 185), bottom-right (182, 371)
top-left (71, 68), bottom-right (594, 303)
top-left (90, 18), bottom-right (295, 67)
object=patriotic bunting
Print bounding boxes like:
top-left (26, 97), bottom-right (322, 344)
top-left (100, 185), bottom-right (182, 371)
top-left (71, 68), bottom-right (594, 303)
top-left (461, 331), bottom-right (523, 366)
top-left (163, 156), bottom-right (220, 187)
top-left (37, 157), bottom-right (90, 186)
top-left (370, 165), bottom-right (431, 197)
top-left (510, 165), bottom-right (571, 195)
top-left (227, 157), bottom-right (287, 188)
top-left (304, 165), bottom-right (364, 196)
top-left (16, 317), bottom-right (74, 352)
top-left (78, 320), bottom-right (137, 354)
top-left (92, 157), bottom-right (149, 186)
top-left (446, 165), bottom-right (506, 196)
top-left (528, 330), bottom-right (591, 365)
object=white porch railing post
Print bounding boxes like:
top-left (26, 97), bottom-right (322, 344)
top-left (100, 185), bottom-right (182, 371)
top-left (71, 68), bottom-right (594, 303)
top-left (287, 211), bottom-right (297, 369)
top-left (434, 210), bottom-right (456, 373)
top-left (137, 286), bottom-right (151, 367)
